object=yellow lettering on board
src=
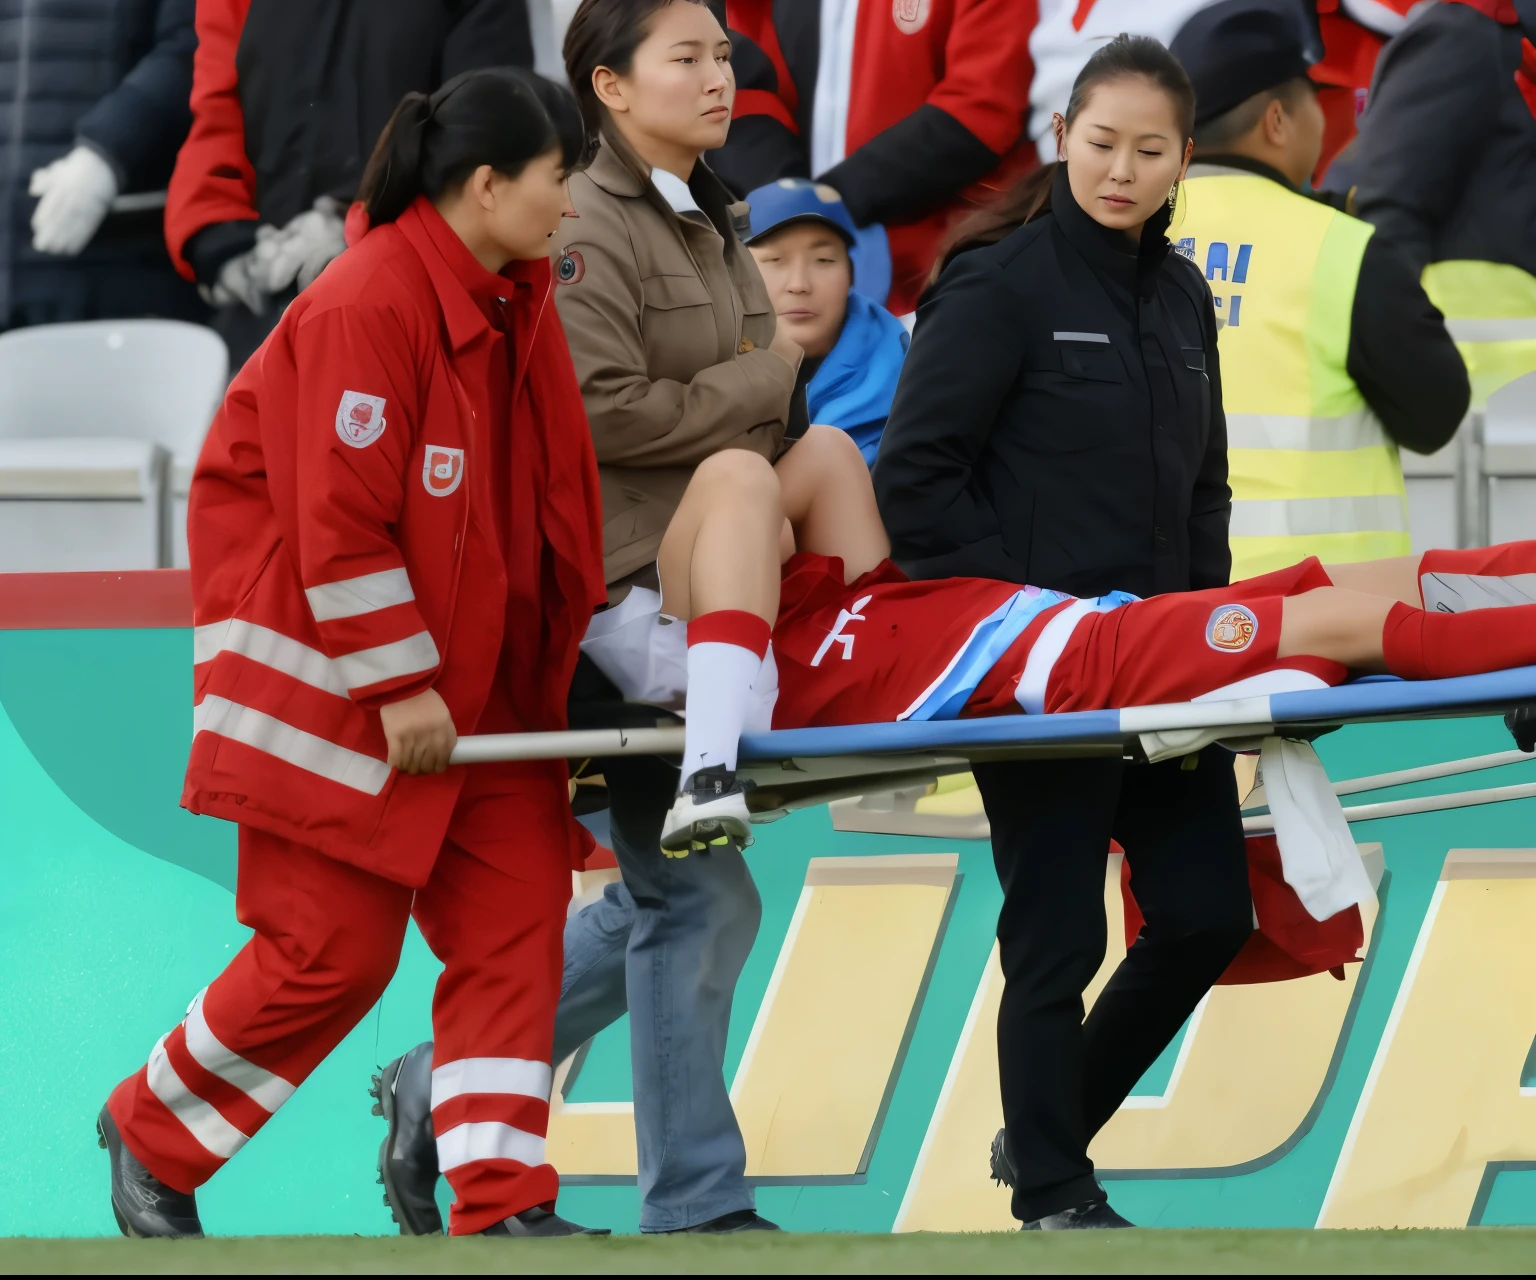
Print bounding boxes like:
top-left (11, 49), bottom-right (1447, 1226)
top-left (1318, 849), bottom-right (1536, 1227)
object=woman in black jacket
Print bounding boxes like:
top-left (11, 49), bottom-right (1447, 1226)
top-left (874, 36), bottom-right (1249, 1231)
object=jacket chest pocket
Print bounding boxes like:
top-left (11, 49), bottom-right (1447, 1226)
top-left (1055, 334), bottom-right (1125, 383)
top-left (640, 274), bottom-right (721, 381)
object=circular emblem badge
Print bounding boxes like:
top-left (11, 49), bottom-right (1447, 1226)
top-left (557, 250), bottom-right (585, 285)
top-left (1207, 604), bottom-right (1259, 652)
top-left (892, 0), bottom-right (930, 34)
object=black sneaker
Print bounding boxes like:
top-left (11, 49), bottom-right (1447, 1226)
top-left (369, 1042), bottom-right (442, 1235)
top-left (1021, 1199), bottom-right (1134, 1230)
top-left (1508, 704), bottom-right (1536, 754)
top-left (480, 1206), bottom-right (610, 1236)
top-left (659, 765), bottom-right (753, 857)
top-left (989, 1126), bottom-right (1018, 1188)
top-left (98, 1106), bottom-right (203, 1239)
top-left (671, 1209), bottom-right (781, 1233)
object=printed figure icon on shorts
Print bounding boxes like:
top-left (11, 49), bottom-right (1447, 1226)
top-left (422, 446), bottom-right (464, 497)
top-left (1208, 604), bottom-right (1259, 652)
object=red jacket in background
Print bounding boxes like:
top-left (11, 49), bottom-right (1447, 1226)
top-left (164, 0), bottom-right (533, 283)
top-left (184, 198), bottom-right (605, 885)
top-left (1310, 0), bottom-right (1428, 184)
top-left (713, 0), bottom-right (1037, 314)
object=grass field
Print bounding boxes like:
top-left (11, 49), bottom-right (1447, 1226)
top-left (3, 1230), bottom-right (1536, 1274)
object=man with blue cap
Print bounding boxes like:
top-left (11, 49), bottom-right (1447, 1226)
top-left (1170, 0), bottom-right (1467, 580)
top-left (743, 178), bottom-right (909, 466)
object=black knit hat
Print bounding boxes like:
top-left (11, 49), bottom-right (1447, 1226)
top-left (1171, 0), bottom-right (1318, 128)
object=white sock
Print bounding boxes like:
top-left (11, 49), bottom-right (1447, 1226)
top-left (681, 640), bottom-right (763, 788)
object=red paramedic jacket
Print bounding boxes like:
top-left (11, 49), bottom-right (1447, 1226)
top-left (183, 197), bottom-right (607, 885)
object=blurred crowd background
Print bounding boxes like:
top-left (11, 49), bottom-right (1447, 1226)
top-left (0, 0), bottom-right (1532, 574)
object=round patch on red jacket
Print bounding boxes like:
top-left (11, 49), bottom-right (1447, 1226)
top-left (1207, 604), bottom-right (1258, 653)
top-left (335, 390), bottom-right (387, 448)
top-left (557, 250), bottom-right (585, 285)
top-left (892, 0), bottom-right (930, 34)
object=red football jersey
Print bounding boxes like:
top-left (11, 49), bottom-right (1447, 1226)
top-left (772, 554), bottom-right (1043, 728)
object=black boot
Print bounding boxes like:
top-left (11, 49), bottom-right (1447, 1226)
top-left (671, 1209), bottom-right (781, 1233)
top-left (98, 1106), bottom-right (203, 1239)
top-left (989, 1126), bottom-right (1018, 1189)
top-left (1021, 1199), bottom-right (1135, 1230)
top-left (369, 1042), bottom-right (442, 1235)
top-left (480, 1206), bottom-right (610, 1237)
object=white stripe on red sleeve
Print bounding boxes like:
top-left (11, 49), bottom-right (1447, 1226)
top-left (305, 567), bottom-right (416, 622)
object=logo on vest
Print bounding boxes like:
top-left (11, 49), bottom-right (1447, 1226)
top-left (422, 445), bottom-right (465, 497)
top-left (1207, 604), bottom-right (1258, 652)
top-left (335, 391), bottom-right (386, 448)
top-left (893, 0), bottom-right (930, 34)
top-left (811, 595), bottom-right (873, 666)
top-left (1185, 239), bottom-right (1256, 329)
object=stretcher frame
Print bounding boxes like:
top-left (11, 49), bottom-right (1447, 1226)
top-left (449, 665), bottom-right (1536, 824)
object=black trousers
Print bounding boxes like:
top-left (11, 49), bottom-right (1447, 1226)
top-left (974, 746), bottom-right (1253, 1222)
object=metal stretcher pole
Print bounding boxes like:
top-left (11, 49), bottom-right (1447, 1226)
top-left (1244, 778), bottom-right (1536, 833)
top-left (450, 727), bottom-right (685, 764)
top-left (1331, 748), bottom-right (1534, 796)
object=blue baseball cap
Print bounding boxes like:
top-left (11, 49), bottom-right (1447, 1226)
top-left (744, 178), bottom-right (858, 247)
top-left (744, 177), bottom-right (892, 306)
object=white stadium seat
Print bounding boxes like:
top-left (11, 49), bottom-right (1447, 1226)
top-left (0, 319), bottom-right (227, 571)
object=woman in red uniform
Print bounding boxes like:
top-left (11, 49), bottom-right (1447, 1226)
top-left (97, 68), bottom-right (609, 1241)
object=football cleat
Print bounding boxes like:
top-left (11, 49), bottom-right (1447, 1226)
top-left (659, 766), bottom-right (753, 857)
top-left (98, 1106), bottom-right (203, 1239)
top-left (368, 1042), bottom-right (443, 1235)
top-left (480, 1206), bottom-right (610, 1237)
top-left (1020, 1199), bottom-right (1135, 1230)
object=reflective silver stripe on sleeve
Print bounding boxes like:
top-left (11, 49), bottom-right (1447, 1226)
top-left (1445, 318), bottom-right (1536, 343)
top-left (184, 993), bottom-right (296, 1113)
top-left (193, 619), bottom-right (348, 696)
top-left (334, 632), bottom-right (441, 692)
top-left (305, 567), bottom-right (416, 622)
top-left (1052, 331), bottom-right (1110, 343)
top-left (145, 1038), bottom-right (248, 1160)
top-left (1228, 494), bottom-right (1409, 539)
top-left (434, 1121), bottom-right (546, 1173)
top-left (1225, 409), bottom-right (1391, 453)
top-left (431, 1058), bottom-right (553, 1108)
top-left (193, 696), bottom-right (390, 795)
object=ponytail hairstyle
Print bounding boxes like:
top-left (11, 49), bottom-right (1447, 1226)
top-left (933, 34), bottom-right (1196, 280)
top-left (359, 66), bottom-right (591, 226)
top-left (563, 0), bottom-right (713, 135)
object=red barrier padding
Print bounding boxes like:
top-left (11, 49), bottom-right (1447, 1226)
top-left (0, 569), bottom-right (193, 629)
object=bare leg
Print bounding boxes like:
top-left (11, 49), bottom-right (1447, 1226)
top-left (1319, 555), bottom-right (1423, 606)
top-left (1277, 587), bottom-right (1397, 670)
top-left (773, 425), bottom-right (891, 582)
top-left (657, 450), bottom-right (784, 623)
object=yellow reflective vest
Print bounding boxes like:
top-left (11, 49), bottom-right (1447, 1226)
top-left (1175, 166), bottom-right (1410, 579)
top-left (1421, 259), bottom-right (1536, 412)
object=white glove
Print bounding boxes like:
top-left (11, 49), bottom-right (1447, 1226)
top-left (29, 145), bottom-right (119, 256)
top-left (202, 244), bottom-right (273, 314)
top-left (261, 198), bottom-right (348, 295)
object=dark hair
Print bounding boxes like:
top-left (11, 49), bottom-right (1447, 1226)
top-left (1192, 76), bottom-right (1313, 149)
top-left (359, 67), bottom-right (590, 225)
top-left (563, 0), bottom-right (713, 134)
top-left (934, 34), bottom-right (1196, 278)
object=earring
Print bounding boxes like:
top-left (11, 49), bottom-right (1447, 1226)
top-left (1167, 183), bottom-right (1179, 213)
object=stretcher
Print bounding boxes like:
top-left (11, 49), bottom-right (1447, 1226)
top-left (450, 664), bottom-right (1536, 824)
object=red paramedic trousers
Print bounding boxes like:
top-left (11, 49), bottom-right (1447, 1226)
top-left (106, 761), bottom-right (572, 1235)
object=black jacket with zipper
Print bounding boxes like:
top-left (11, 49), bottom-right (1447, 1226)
top-left (874, 163), bottom-right (1231, 599)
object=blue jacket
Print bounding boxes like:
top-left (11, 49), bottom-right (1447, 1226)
top-left (806, 290), bottom-right (910, 466)
top-left (0, 0), bottom-right (197, 319)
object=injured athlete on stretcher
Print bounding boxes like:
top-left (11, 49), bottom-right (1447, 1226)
top-left (583, 513), bottom-right (1536, 855)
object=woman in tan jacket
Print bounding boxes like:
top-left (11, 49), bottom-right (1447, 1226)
top-left (555, 0), bottom-right (887, 845)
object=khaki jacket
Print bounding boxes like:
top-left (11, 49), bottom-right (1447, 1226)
top-left (552, 133), bottom-right (795, 585)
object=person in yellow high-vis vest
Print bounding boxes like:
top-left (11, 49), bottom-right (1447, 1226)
top-left (1171, 1), bottom-right (1469, 579)
top-left (1341, 0), bottom-right (1536, 413)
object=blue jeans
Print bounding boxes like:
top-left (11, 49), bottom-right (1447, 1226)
top-left (555, 754), bottom-right (762, 1232)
